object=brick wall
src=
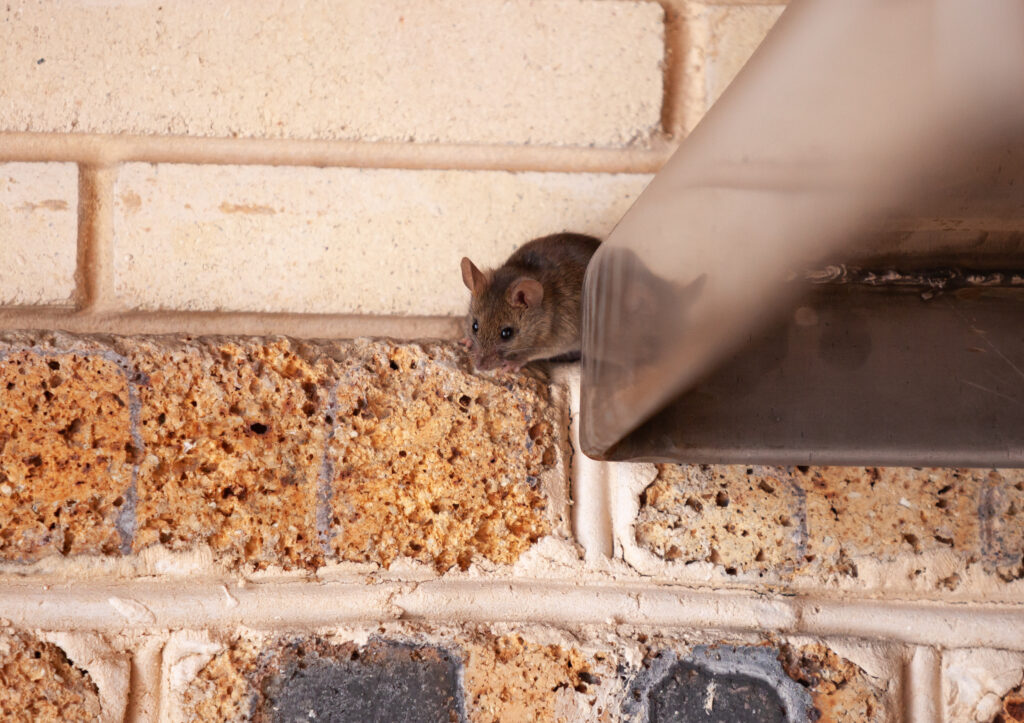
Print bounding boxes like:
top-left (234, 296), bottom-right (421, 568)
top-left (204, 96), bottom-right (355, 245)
top-left (1, 1), bottom-right (1021, 721)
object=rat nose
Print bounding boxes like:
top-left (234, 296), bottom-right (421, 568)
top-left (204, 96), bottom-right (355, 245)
top-left (474, 352), bottom-right (500, 371)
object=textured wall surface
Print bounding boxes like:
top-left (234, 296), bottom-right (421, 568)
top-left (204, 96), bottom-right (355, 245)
top-left (1, 1), bottom-right (1021, 721)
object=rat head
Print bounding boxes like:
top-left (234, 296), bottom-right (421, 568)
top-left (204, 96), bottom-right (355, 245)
top-left (461, 257), bottom-right (548, 371)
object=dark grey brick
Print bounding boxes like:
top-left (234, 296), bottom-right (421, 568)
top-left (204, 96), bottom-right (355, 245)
top-left (254, 639), bottom-right (466, 723)
top-left (624, 646), bottom-right (815, 723)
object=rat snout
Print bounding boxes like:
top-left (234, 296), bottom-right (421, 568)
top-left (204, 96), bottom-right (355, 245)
top-left (473, 349), bottom-right (502, 371)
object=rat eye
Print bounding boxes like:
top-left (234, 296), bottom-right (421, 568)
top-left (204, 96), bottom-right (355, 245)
top-left (472, 319), bottom-right (479, 334)
top-left (500, 327), bottom-right (514, 340)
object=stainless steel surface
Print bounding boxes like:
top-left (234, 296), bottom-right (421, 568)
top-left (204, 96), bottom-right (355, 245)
top-left (580, 0), bottom-right (1024, 464)
top-left (585, 282), bottom-right (1024, 466)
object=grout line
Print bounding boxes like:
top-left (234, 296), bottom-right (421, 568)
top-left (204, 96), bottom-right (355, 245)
top-left (0, 131), bottom-right (675, 175)
top-left (75, 165), bottom-right (119, 313)
top-left (4, 579), bottom-right (1024, 651)
top-left (0, 308), bottom-right (463, 340)
top-left (75, 165), bottom-right (99, 309)
top-left (905, 646), bottom-right (943, 723)
top-left (126, 637), bottom-right (163, 723)
top-left (658, 0), bottom-right (689, 139)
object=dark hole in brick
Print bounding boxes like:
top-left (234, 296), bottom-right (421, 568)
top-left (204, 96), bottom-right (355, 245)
top-left (47, 360), bottom-right (60, 370)
top-left (26, 454), bottom-right (42, 467)
top-left (779, 515), bottom-right (791, 527)
top-left (758, 480), bottom-right (775, 494)
top-left (43, 390), bottom-right (53, 401)
top-left (902, 533), bottom-right (921, 552)
top-left (113, 496), bottom-right (124, 507)
top-left (156, 412), bottom-right (166, 425)
top-left (325, 415), bottom-right (334, 425)
top-left (936, 498), bottom-right (949, 510)
top-left (61, 530), bottom-right (74, 555)
top-left (389, 359), bottom-right (399, 370)
top-left (725, 566), bottom-right (738, 575)
top-left (796, 465), bottom-right (809, 473)
top-left (458, 395), bottom-right (471, 407)
top-left (579, 671), bottom-right (600, 685)
top-left (1004, 698), bottom-right (1024, 718)
top-left (159, 531), bottom-right (172, 544)
top-left (755, 549), bottom-right (766, 563)
top-left (685, 497), bottom-right (703, 514)
top-left (937, 485), bottom-right (953, 495)
top-left (250, 422), bottom-right (268, 434)
top-left (5, 382), bottom-right (13, 390)
top-left (398, 450), bottom-right (407, 457)
top-left (745, 467), bottom-right (753, 474)
top-left (575, 682), bottom-right (588, 693)
top-left (708, 548), bottom-right (721, 565)
top-left (715, 491), bottom-right (729, 507)
top-left (59, 418), bottom-right (82, 441)
top-left (934, 534), bottom-right (954, 546)
top-left (302, 402), bottom-right (316, 417)
top-left (33, 650), bottom-right (41, 659)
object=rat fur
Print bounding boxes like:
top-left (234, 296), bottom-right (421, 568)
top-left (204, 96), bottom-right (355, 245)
top-left (460, 232), bottom-right (600, 371)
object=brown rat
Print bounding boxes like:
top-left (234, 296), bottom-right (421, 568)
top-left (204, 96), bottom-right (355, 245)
top-left (460, 232), bottom-right (600, 372)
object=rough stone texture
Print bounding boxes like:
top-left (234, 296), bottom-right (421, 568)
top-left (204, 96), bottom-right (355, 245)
top-left (327, 342), bottom-right (556, 571)
top-left (682, 3), bottom-right (785, 133)
top-left (463, 634), bottom-right (614, 723)
top-left (0, 630), bottom-right (102, 722)
top-left (982, 469), bottom-right (1024, 582)
top-left (998, 686), bottom-right (1024, 723)
top-left (0, 349), bottom-right (134, 561)
top-left (113, 164), bottom-right (650, 315)
top-left (624, 641), bottom-right (892, 723)
top-left (779, 643), bottom-right (890, 722)
top-left (0, 162), bottom-right (78, 306)
top-left (1, 0), bottom-right (664, 147)
top-left (636, 465), bottom-right (805, 576)
top-left (0, 332), bottom-right (559, 571)
top-left (800, 466), bottom-right (983, 580)
top-left (945, 649), bottom-right (1024, 723)
top-left (130, 338), bottom-right (332, 570)
top-left (185, 636), bottom-right (464, 723)
top-left (635, 464), bottom-right (1014, 588)
top-left (624, 645), bottom-right (814, 723)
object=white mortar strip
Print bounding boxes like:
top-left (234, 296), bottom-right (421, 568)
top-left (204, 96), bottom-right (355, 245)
top-left (0, 132), bottom-right (674, 174)
top-left (1, 580), bottom-right (1022, 651)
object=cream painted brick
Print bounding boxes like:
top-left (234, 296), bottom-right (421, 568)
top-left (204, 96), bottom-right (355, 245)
top-left (1, 0), bottom-right (664, 147)
top-left (682, 3), bottom-right (785, 132)
top-left (0, 163), bottom-right (78, 306)
top-left (113, 164), bottom-right (650, 315)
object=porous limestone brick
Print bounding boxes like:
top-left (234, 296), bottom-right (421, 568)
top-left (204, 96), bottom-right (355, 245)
top-left (1, 0), bottom-right (664, 147)
top-left (326, 342), bottom-right (559, 571)
top-left (0, 630), bottom-right (103, 721)
top-left (635, 465), bottom-right (1019, 591)
top-left (462, 634), bottom-right (616, 722)
top-left (129, 337), bottom-right (333, 571)
top-left (0, 349), bottom-right (135, 561)
top-left (682, 3), bottom-right (785, 131)
top-left (0, 332), bottom-right (561, 572)
top-left (112, 164), bottom-right (650, 316)
top-left (0, 163), bottom-right (78, 306)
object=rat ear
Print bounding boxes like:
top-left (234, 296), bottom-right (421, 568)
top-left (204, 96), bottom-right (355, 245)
top-left (509, 277), bottom-right (544, 308)
top-left (461, 257), bottom-right (488, 296)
